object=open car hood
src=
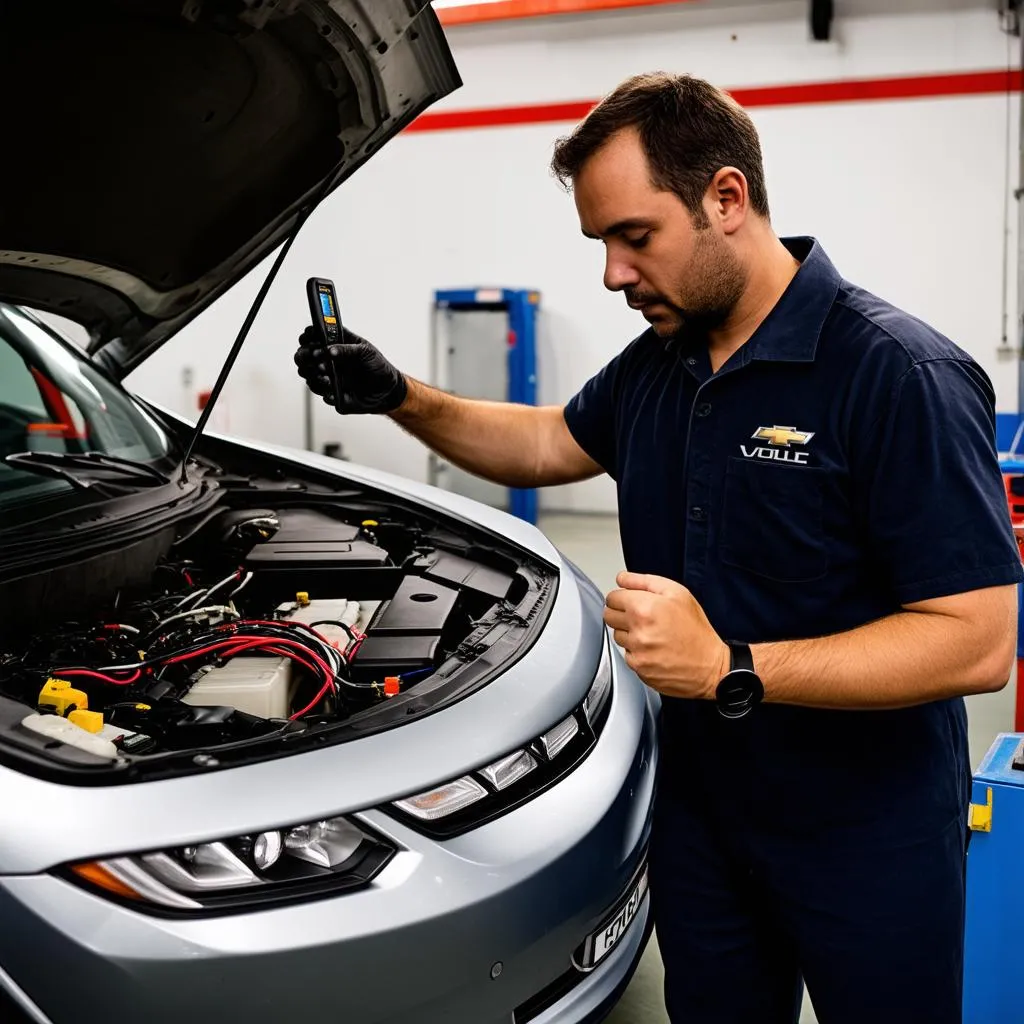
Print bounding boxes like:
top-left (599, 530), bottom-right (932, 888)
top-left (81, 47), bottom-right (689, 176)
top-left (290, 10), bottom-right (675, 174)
top-left (0, 0), bottom-right (460, 379)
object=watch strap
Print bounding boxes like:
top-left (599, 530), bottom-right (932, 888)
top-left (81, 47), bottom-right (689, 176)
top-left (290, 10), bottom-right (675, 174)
top-left (727, 640), bottom-right (754, 673)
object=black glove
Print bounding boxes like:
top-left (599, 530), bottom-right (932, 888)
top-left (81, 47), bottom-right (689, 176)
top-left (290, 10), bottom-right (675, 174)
top-left (294, 325), bottom-right (408, 415)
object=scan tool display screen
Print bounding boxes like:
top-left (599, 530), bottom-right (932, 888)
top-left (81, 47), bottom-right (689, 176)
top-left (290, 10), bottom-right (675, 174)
top-left (308, 277), bottom-right (340, 346)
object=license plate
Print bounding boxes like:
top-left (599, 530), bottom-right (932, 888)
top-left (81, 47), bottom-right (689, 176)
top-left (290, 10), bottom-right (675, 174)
top-left (580, 865), bottom-right (648, 969)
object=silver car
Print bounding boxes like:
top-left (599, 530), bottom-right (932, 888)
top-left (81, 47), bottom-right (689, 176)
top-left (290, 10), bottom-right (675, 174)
top-left (0, 2), bottom-right (657, 1022)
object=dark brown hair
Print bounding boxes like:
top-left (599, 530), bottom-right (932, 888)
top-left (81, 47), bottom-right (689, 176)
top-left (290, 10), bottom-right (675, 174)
top-left (551, 72), bottom-right (770, 222)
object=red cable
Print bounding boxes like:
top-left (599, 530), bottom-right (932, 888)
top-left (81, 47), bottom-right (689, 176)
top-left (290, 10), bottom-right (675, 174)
top-left (198, 633), bottom-right (335, 719)
top-left (230, 633), bottom-right (338, 683)
top-left (55, 668), bottom-right (142, 686)
top-left (164, 637), bottom-right (338, 717)
top-left (265, 645), bottom-right (322, 683)
top-left (226, 640), bottom-right (333, 718)
top-left (290, 678), bottom-right (334, 720)
top-left (217, 640), bottom-right (279, 659)
top-left (215, 639), bottom-right (323, 683)
top-left (247, 641), bottom-right (336, 717)
top-left (214, 620), bottom-right (350, 673)
top-left (163, 636), bottom-right (335, 682)
top-left (214, 618), bottom-right (343, 657)
top-left (58, 632), bottom-right (340, 716)
top-left (220, 619), bottom-right (335, 647)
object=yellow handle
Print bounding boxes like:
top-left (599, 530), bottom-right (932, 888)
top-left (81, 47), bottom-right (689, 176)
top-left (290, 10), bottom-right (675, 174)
top-left (969, 787), bottom-right (993, 832)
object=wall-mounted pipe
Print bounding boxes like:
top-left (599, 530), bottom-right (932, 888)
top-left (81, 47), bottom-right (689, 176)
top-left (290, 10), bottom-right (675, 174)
top-left (810, 0), bottom-right (833, 42)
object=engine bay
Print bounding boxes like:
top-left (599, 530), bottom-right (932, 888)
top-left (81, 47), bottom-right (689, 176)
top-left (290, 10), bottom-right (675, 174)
top-left (0, 492), bottom-right (553, 778)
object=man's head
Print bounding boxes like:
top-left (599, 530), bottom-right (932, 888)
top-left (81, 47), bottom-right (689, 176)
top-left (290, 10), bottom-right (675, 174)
top-left (551, 72), bottom-right (770, 337)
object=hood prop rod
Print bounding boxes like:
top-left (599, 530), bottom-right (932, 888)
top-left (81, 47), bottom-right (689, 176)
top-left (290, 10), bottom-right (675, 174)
top-left (178, 180), bottom-right (333, 486)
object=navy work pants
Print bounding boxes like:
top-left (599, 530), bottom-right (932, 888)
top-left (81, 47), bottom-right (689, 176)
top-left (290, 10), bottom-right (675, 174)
top-left (649, 786), bottom-right (967, 1023)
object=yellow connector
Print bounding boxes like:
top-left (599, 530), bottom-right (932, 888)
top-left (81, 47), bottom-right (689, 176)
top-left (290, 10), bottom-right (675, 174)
top-left (296, 592), bottom-right (310, 607)
top-left (68, 709), bottom-right (103, 734)
top-left (38, 678), bottom-right (88, 717)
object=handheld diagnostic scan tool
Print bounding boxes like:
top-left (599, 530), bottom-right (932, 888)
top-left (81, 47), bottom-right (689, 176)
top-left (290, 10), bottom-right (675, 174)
top-left (306, 277), bottom-right (343, 408)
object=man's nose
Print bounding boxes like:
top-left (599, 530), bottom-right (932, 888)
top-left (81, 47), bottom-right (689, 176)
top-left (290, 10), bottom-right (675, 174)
top-left (604, 254), bottom-right (640, 292)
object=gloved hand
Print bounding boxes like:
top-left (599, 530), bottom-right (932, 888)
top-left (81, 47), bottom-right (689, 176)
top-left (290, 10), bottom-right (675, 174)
top-left (294, 325), bottom-right (408, 415)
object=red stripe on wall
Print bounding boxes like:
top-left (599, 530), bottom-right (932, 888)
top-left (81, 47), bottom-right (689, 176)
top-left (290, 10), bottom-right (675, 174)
top-left (405, 68), bottom-right (1023, 133)
top-left (406, 99), bottom-right (598, 132)
top-left (437, 0), bottom-right (693, 27)
top-left (731, 68), bottom-right (1022, 107)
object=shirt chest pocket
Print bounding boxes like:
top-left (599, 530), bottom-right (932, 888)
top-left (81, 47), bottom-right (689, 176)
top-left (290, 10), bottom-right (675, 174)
top-left (719, 456), bottom-right (829, 582)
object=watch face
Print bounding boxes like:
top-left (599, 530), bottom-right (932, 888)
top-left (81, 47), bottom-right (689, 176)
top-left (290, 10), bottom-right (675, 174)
top-left (716, 669), bottom-right (763, 719)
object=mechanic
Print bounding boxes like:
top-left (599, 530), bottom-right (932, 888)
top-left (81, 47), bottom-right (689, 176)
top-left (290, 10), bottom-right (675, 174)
top-left (294, 72), bottom-right (1022, 1024)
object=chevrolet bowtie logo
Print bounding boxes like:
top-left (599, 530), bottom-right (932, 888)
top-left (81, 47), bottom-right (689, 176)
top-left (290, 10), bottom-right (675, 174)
top-left (752, 425), bottom-right (815, 447)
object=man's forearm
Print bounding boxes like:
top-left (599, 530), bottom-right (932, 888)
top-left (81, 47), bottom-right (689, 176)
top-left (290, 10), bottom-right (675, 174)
top-left (389, 378), bottom-right (549, 488)
top-left (754, 589), bottom-right (1016, 709)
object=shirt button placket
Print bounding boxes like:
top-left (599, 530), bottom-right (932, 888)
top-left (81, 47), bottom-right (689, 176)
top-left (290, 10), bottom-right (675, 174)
top-left (684, 388), bottom-right (715, 587)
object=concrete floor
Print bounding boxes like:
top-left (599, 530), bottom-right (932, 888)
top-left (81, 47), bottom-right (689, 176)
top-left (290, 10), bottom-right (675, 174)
top-left (536, 512), bottom-right (1017, 1024)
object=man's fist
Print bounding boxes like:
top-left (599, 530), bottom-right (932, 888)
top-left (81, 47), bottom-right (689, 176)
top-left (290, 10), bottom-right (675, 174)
top-left (294, 325), bottom-right (408, 415)
top-left (603, 571), bottom-right (729, 701)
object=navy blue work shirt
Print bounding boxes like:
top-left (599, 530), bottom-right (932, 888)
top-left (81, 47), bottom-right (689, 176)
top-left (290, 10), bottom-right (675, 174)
top-left (565, 237), bottom-right (1023, 839)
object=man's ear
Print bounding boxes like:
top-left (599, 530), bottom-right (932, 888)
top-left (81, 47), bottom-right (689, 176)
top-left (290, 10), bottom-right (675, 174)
top-left (706, 166), bottom-right (749, 235)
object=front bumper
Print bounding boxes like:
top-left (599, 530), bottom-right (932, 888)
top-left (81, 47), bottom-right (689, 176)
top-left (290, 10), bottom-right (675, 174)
top-left (0, 667), bottom-right (658, 1024)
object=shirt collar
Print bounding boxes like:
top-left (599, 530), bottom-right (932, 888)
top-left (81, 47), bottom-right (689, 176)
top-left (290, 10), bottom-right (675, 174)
top-left (745, 236), bottom-right (841, 363)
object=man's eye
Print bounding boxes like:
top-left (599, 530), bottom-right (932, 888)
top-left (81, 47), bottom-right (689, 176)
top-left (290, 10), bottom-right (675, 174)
top-left (626, 233), bottom-right (650, 249)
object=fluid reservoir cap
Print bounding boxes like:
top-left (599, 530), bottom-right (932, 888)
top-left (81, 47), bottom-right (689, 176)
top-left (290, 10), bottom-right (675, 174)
top-left (296, 591), bottom-right (310, 607)
top-left (362, 519), bottom-right (379, 528)
top-left (68, 709), bottom-right (103, 734)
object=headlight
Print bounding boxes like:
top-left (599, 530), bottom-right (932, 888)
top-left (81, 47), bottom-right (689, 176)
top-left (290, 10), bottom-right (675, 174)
top-left (583, 632), bottom-right (612, 726)
top-left (388, 634), bottom-right (612, 837)
top-left (251, 829), bottom-right (284, 870)
top-left (480, 748), bottom-right (538, 791)
top-left (538, 715), bottom-right (579, 759)
top-left (394, 777), bottom-right (489, 821)
top-left (65, 815), bottom-right (394, 914)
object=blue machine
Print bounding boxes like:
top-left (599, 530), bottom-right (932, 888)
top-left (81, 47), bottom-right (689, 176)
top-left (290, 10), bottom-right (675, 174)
top-left (964, 732), bottom-right (1024, 1022)
top-left (431, 288), bottom-right (540, 524)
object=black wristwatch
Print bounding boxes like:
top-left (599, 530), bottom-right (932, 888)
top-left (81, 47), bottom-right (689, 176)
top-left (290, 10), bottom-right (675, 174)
top-left (715, 641), bottom-right (764, 719)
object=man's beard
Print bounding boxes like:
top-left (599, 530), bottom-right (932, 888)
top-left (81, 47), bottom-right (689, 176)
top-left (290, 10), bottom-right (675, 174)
top-left (628, 230), bottom-right (747, 338)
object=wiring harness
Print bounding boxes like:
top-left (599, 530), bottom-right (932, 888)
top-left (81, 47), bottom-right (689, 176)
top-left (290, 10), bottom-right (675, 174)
top-left (52, 616), bottom-right (369, 721)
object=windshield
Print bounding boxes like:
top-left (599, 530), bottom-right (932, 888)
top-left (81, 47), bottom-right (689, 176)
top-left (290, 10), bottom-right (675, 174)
top-left (0, 304), bottom-right (170, 507)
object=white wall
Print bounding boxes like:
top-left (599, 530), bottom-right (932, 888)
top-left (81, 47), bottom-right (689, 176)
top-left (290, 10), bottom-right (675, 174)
top-left (127, 0), bottom-right (1020, 513)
